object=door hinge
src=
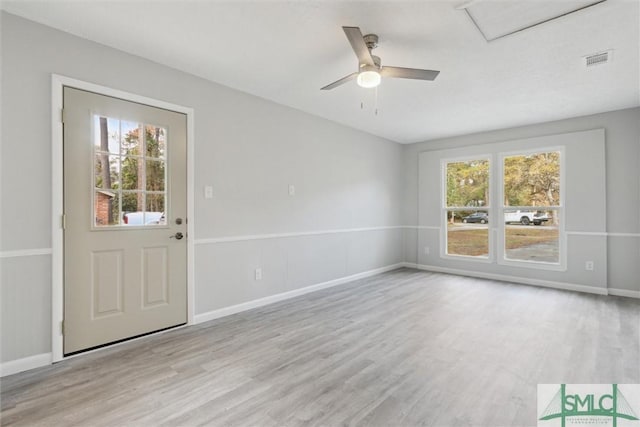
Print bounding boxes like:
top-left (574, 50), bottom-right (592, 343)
top-left (62, 214), bottom-right (66, 230)
top-left (60, 320), bottom-right (64, 335)
top-left (60, 108), bottom-right (65, 123)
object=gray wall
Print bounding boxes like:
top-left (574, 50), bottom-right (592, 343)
top-left (402, 108), bottom-right (640, 292)
top-left (0, 13), bottom-right (404, 363)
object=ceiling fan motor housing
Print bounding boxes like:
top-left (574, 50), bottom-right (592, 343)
top-left (362, 35), bottom-right (380, 69)
top-left (363, 33), bottom-right (379, 50)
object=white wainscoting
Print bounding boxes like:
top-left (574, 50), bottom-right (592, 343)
top-left (0, 248), bottom-right (52, 258)
top-left (194, 263), bottom-right (405, 324)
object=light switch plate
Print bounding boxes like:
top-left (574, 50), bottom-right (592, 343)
top-left (204, 186), bottom-right (213, 199)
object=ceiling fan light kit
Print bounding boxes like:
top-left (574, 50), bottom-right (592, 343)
top-left (357, 68), bottom-right (381, 88)
top-left (321, 26), bottom-right (440, 91)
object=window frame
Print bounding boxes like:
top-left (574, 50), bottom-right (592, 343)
top-left (438, 147), bottom-right (567, 271)
top-left (90, 113), bottom-right (169, 230)
top-left (440, 155), bottom-right (494, 263)
top-left (497, 146), bottom-right (566, 271)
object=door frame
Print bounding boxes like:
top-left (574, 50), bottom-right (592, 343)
top-left (51, 74), bottom-right (195, 362)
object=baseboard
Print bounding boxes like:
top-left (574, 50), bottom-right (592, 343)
top-left (402, 262), bottom-right (609, 296)
top-left (608, 288), bottom-right (640, 299)
top-left (1, 353), bottom-right (52, 377)
top-left (194, 263), bottom-right (405, 324)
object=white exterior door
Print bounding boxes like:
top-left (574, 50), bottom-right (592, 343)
top-left (63, 87), bottom-right (187, 354)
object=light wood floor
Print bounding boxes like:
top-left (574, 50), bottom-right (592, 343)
top-left (2, 268), bottom-right (639, 426)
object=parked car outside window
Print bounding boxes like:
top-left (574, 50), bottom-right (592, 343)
top-left (122, 212), bottom-right (164, 225)
top-left (462, 212), bottom-right (488, 224)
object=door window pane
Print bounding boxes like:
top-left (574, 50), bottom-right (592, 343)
top-left (93, 116), bottom-right (120, 154)
top-left (120, 156), bottom-right (141, 190)
top-left (145, 125), bottom-right (166, 158)
top-left (146, 193), bottom-right (165, 214)
top-left (145, 160), bottom-right (165, 191)
top-left (94, 191), bottom-right (120, 226)
top-left (122, 191), bottom-right (143, 213)
top-left (94, 154), bottom-right (119, 190)
top-left (121, 121), bottom-right (141, 156)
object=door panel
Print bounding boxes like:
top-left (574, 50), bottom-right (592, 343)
top-left (63, 87), bottom-right (187, 354)
top-left (91, 249), bottom-right (124, 317)
top-left (142, 246), bottom-right (168, 307)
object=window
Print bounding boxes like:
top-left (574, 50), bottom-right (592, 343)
top-left (501, 149), bottom-right (562, 265)
top-left (93, 115), bottom-right (167, 227)
top-left (440, 148), bottom-right (564, 268)
top-left (443, 158), bottom-right (490, 259)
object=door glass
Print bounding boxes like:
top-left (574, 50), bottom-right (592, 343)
top-left (93, 115), bottom-right (167, 227)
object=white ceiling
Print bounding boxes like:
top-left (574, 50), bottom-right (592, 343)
top-left (2, 0), bottom-right (639, 143)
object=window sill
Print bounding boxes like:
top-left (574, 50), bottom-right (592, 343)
top-left (440, 253), bottom-right (493, 263)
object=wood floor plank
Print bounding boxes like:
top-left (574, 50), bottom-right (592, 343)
top-left (1, 268), bottom-right (638, 426)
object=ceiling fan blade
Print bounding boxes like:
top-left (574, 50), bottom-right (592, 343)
top-left (342, 26), bottom-right (374, 66)
top-left (381, 66), bottom-right (440, 81)
top-left (321, 72), bottom-right (358, 90)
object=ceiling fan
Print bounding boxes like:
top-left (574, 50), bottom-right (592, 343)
top-left (321, 26), bottom-right (440, 90)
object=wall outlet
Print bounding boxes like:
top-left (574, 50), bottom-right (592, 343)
top-left (424, 246), bottom-right (430, 255)
top-left (288, 184), bottom-right (295, 196)
top-left (585, 261), bottom-right (594, 271)
top-left (255, 268), bottom-right (262, 280)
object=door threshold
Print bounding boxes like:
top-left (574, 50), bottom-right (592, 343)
top-left (61, 323), bottom-right (187, 360)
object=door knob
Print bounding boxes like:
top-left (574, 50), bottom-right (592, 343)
top-left (170, 232), bottom-right (184, 240)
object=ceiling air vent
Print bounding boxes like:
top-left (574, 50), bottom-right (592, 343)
top-left (585, 50), bottom-right (612, 67)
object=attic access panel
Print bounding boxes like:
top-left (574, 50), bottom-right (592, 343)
top-left (464, 0), bottom-right (607, 41)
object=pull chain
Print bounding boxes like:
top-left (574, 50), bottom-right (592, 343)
top-left (374, 86), bottom-right (379, 116)
top-left (359, 87), bottom-right (380, 116)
